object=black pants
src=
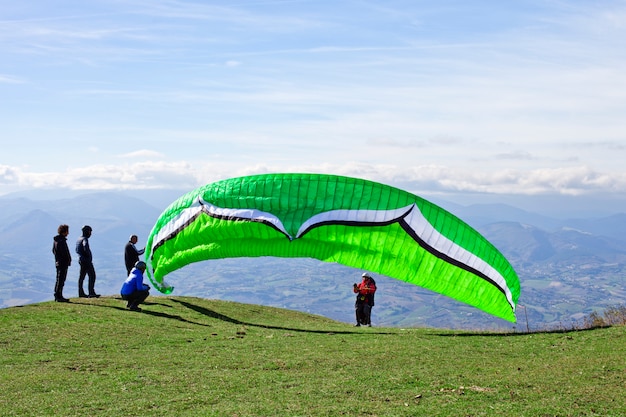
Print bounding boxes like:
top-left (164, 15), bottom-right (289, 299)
top-left (54, 265), bottom-right (69, 299)
top-left (121, 288), bottom-right (149, 308)
top-left (355, 302), bottom-right (373, 325)
top-left (78, 261), bottom-right (96, 296)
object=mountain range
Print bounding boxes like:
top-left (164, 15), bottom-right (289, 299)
top-left (0, 190), bottom-right (624, 330)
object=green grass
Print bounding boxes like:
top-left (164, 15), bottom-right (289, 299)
top-left (1, 296), bottom-right (625, 416)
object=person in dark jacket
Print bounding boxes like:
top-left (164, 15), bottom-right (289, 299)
top-left (124, 234), bottom-right (145, 275)
top-left (75, 225), bottom-right (100, 298)
top-left (52, 224), bottom-right (72, 302)
top-left (353, 272), bottom-right (377, 327)
top-left (120, 261), bottom-right (150, 312)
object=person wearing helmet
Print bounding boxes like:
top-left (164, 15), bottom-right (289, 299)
top-left (124, 234), bottom-right (145, 275)
top-left (75, 225), bottom-right (100, 298)
top-left (120, 261), bottom-right (150, 312)
top-left (353, 272), bottom-right (377, 327)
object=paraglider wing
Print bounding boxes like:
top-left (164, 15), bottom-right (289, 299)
top-left (144, 173), bottom-right (520, 322)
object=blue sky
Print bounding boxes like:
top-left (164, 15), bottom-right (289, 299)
top-left (1, 0), bottom-right (626, 204)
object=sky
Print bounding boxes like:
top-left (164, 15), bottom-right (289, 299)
top-left (1, 0), bottom-right (626, 209)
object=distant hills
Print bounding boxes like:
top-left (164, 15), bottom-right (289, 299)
top-left (0, 190), bottom-right (624, 330)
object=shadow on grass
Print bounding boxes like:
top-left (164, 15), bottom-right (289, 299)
top-left (70, 296), bottom-right (393, 334)
top-left (170, 298), bottom-right (393, 335)
top-left (433, 326), bottom-right (608, 337)
top-left (141, 308), bottom-right (213, 327)
top-left (72, 298), bottom-right (213, 327)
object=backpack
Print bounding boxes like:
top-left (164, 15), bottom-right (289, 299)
top-left (368, 278), bottom-right (376, 306)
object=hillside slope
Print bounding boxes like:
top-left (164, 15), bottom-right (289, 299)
top-left (1, 296), bottom-right (624, 416)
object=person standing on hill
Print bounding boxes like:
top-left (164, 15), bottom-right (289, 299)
top-left (124, 234), bottom-right (145, 275)
top-left (52, 224), bottom-right (72, 302)
top-left (353, 272), bottom-right (377, 327)
top-left (120, 261), bottom-right (150, 312)
top-left (75, 225), bottom-right (100, 298)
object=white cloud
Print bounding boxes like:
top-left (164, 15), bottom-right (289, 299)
top-left (0, 74), bottom-right (25, 84)
top-left (0, 161), bottom-right (199, 192)
top-left (0, 165), bottom-right (20, 184)
top-left (118, 149), bottom-right (165, 159)
top-left (1, 161), bottom-right (625, 200)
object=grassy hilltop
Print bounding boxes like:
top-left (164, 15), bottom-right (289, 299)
top-left (1, 296), bottom-right (625, 416)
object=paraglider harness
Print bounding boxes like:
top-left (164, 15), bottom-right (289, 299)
top-left (356, 277), bottom-right (376, 306)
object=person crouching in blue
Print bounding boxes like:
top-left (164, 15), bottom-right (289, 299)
top-left (120, 261), bottom-right (150, 312)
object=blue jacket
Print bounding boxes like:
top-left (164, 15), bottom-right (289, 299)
top-left (121, 268), bottom-right (147, 296)
top-left (75, 236), bottom-right (92, 263)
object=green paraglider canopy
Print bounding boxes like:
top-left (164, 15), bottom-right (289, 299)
top-left (145, 173), bottom-right (520, 322)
